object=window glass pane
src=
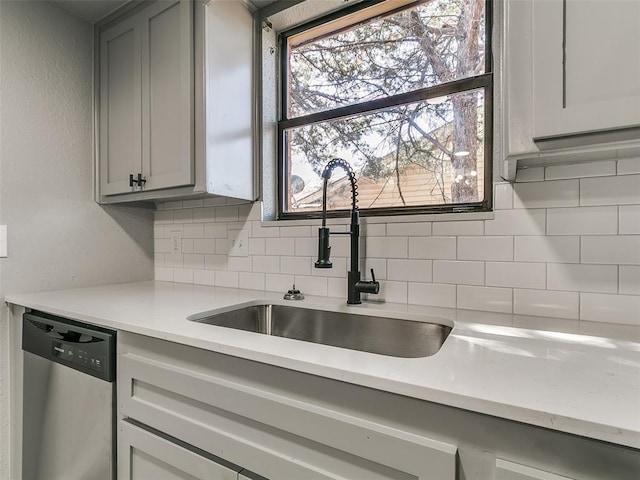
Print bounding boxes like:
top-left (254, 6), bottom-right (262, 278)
top-left (287, 0), bottom-right (486, 118)
top-left (284, 89), bottom-right (485, 213)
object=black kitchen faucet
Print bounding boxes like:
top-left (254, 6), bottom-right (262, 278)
top-left (314, 158), bottom-right (380, 305)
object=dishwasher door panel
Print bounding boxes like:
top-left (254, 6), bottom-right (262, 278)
top-left (23, 352), bottom-right (114, 480)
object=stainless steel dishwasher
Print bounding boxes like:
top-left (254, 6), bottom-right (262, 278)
top-left (22, 311), bottom-right (116, 480)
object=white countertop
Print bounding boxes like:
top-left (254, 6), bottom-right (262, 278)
top-left (6, 281), bottom-right (640, 449)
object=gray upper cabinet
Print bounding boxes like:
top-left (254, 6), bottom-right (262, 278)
top-left (96, 0), bottom-right (256, 204)
top-left (500, 0), bottom-right (640, 181)
top-left (531, 0), bottom-right (640, 141)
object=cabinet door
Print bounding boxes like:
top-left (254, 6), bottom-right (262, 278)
top-left (532, 0), bottom-right (640, 139)
top-left (139, 0), bottom-right (194, 192)
top-left (99, 16), bottom-right (142, 195)
top-left (118, 420), bottom-right (240, 480)
top-left (496, 459), bottom-right (575, 480)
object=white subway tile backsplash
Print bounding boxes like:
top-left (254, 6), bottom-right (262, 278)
top-left (514, 289), bottom-right (579, 319)
top-left (280, 225), bottom-right (312, 237)
top-left (162, 200), bottom-right (184, 210)
top-left (387, 259), bottom-right (432, 282)
top-left (155, 267), bottom-right (173, 282)
top-left (183, 254), bottom-right (205, 270)
top-left (620, 266), bottom-right (640, 295)
top-left (266, 237), bottom-right (295, 256)
top-left (214, 238), bottom-right (230, 254)
top-left (281, 256), bottom-right (312, 275)
top-left (408, 283), bottom-right (456, 308)
top-left (239, 272), bottom-right (265, 291)
top-left (433, 260), bottom-right (484, 285)
top-left (366, 236), bottom-right (408, 258)
top-left (204, 254), bottom-right (227, 271)
top-left (547, 264), bottom-right (618, 293)
top-left (486, 262), bottom-right (546, 289)
top-left (227, 256), bottom-right (252, 272)
top-left (155, 160), bottom-right (639, 324)
top-left (293, 275), bottom-right (328, 297)
top-left (193, 269), bottom-right (215, 286)
top-left (165, 254), bottom-right (183, 268)
top-left (408, 236), bottom-right (456, 259)
top-left (457, 285), bottom-right (512, 313)
top-left (294, 237), bottom-right (316, 257)
top-left (173, 208), bottom-right (194, 223)
top-left (617, 157), bottom-right (640, 175)
top-left (239, 202), bottom-right (262, 221)
top-left (619, 205), bottom-right (640, 234)
top-left (248, 238), bottom-right (266, 255)
top-left (183, 223), bottom-right (204, 238)
top-left (432, 220), bottom-right (484, 236)
top-left (457, 236), bottom-right (513, 261)
top-left (251, 221), bottom-right (280, 238)
top-left (215, 205), bottom-right (239, 222)
top-left (183, 199), bottom-right (204, 208)
top-left (581, 236), bottom-right (640, 265)
top-left (154, 238), bottom-right (171, 254)
top-left (327, 277), bottom-right (348, 298)
top-left (547, 206), bottom-right (618, 235)
top-left (252, 255), bottom-right (280, 273)
top-left (485, 209), bottom-right (546, 236)
top-left (204, 223), bottom-right (227, 238)
top-left (173, 268), bottom-right (194, 284)
top-left (580, 174), bottom-right (640, 206)
top-left (513, 179), bottom-right (579, 209)
top-left (362, 223), bottom-right (387, 236)
top-left (514, 236), bottom-right (580, 263)
top-left (155, 210), bottom-right (173, 224)
top-left (265, 273), bottom-right (294, 293)
top-left (386, 222), bottom-right (430, 236)
top-left (363, 258), bottom-right (387, 280)
top-left (215, 271), bottom-right (239, 288)
top-left (181, 238), bottom-right (194, 254)
top-left (545, 160), bottom-right (616, 180)
top-left (494, 183), bottom-right (513, 210)
top-left (374, 280), bottom-right (408, 303)
top-left (580, 293), bottom-right (640, 325)
top-left (193, 207), bottom-right (215, 222)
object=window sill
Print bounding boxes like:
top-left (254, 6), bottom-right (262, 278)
top-left (260, 210), bottom-right (494, 228)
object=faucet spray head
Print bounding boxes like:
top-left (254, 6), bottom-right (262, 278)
top-left (315, 227), bottom-right (332, 268)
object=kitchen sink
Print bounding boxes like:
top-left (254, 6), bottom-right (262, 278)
top-left (188, 304), bottom-right (451, 358)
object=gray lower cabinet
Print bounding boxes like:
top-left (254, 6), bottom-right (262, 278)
top-left (118, 420), bottom-right (240, 480)
top-left (496, 459), bottom-right (574, 480)
top-left (117, 332), bottom-right (640, 480)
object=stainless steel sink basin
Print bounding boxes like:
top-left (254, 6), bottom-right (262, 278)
top-left (189, 304), bottom-right (451, 358)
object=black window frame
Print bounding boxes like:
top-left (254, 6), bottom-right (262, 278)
top-left (277, 0), bottom-right (493, 221)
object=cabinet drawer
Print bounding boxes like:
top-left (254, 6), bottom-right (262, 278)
top-left (119, 351), bottom-right (457, 480)
top-left (496, 459), bottom-right (576, 480)
top-left (118, 419), bottom-right (240, 480)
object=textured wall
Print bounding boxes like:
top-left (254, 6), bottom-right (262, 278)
top-left (0, 2), bottom-right (155, 477)
top-left (155, 159), bottom-right (640, 327)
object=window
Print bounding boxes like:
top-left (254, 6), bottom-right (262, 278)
top-left (277, 0), bottom-right (492, 219)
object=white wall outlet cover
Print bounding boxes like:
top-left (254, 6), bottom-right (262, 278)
top-left (169, 229), bottom-right (182, 255)
top-left (0, 225), bottom-right (7, 257)
top-left (229, 228), bottom-right (249, 257)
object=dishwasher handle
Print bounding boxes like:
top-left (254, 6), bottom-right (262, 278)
top-left (23, 312), bottom-right (116, 382)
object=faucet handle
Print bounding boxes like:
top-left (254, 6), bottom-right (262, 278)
top-left (370, 268), bottom-right (376, 283)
